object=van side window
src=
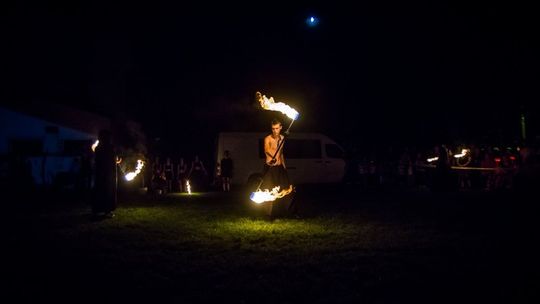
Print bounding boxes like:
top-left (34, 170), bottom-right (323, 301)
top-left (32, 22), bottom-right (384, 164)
top-left (10, 139), bottom-right (43, 156)
top-left (258, 138), bottom-right (322, 159)
top-left (325, 144), bottom-right (344, 158)
top-left (64, 140), bottom-right (93, 156)
top-left (286, 139), bottom-right (321, 159)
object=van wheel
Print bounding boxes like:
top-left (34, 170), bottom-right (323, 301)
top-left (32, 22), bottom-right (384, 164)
top-left (246, 174), bottom-right (263, 192)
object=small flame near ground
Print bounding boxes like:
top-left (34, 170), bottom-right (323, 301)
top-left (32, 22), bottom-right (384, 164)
top-left (250, 185), bottom-right (293, 204)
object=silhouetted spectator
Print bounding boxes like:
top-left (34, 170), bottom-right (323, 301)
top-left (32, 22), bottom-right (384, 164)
top-left (151, 156), bottom-right (163, 194)
top-left (220, 150), bottom-right (233, 192)
top-left (176, 157), bottom-right (188, 192)
top-left (188, 155), bottom-right (207, 191)
top-left (433, 144), bottom-right (452, 192)
top-left (163, 157), bottom-right (174, 193)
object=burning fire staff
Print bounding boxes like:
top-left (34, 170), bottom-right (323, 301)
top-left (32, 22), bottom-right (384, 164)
top-left (250, 91), bottom-right (300, 218)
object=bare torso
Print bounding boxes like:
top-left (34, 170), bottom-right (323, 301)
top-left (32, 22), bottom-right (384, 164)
top-left (264, 134), bottom-right (284, 166)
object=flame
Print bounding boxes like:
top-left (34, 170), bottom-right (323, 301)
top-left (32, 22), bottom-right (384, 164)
top-left (91, 140), bottom-right (99, 152)
top-left (186, 180), bottom-right (192, 194)
top-left (250, 185), bottom-right (293, 204)
top-left (125, 159), bottom-right (144, 181)
top-left (427, 157), bottom-right (439, 163)
top-left (257, 92), bottom-right (299, 120)
top-left (454, 149), bottom-right (469, 158)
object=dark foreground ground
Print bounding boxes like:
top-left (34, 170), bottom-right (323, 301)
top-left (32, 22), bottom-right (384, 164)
top-left (5, 185), bottom-right (540, 303)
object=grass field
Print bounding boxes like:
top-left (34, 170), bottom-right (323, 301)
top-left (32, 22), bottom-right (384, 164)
top-left (6, 186), bottom-right (539, 303)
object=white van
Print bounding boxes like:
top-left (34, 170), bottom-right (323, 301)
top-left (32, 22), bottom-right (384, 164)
top-left (215, 132), bottom-right (346, 186)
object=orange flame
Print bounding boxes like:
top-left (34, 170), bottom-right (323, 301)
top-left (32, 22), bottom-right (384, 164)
top-left (250, 185), bottom-right (293, 204)
top-left (125, 160), bottom-right (144, 181)
top-left (256, 92), bottom-right (299, 120)
top-left (91, 140), bottom-right (99, 152)
top-left (454, 149), bottom-right (469, 158)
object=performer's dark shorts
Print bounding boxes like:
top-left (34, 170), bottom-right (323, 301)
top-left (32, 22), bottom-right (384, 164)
top-left (261, 164), bottom-right (290, 190)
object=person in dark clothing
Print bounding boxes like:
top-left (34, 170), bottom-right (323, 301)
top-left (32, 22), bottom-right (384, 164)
top-left (163, 157), bottom-right (174, 193)
top-left (220, 150), bottom-right (233, 192)
top-left (93, 129), bottom-right (120, 219)
top-left (433, 144), bottom-right (452, 192)
top-left (80, 153), bottom-right (93, 196)
top-left (151, 156), bottom-right (164, 194)
top-left (188, 155), bottom-right (207, 191)
top-left (260, 119), bottom-right (296, 219)
top-left (176, 157), bottom-right (188, 192)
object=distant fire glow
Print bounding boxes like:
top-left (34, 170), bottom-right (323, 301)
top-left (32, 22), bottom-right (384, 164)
top-left (250, 185), bottom-right (293, 204)
top-left (454, 149), bottom-right (469, 158)
top-left (91, 140), bottom-right (99, 152)
top-left (257, 92), bottom-right (299, 120)
top-left (124, 160), bottom-right (144, 181)
top-left (186, 180), bottom-right (192, 194)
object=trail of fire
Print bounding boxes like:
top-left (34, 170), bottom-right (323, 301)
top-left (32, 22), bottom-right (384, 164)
top-left (124, 159), bottom-right (144, 181)
top-left (256, 92), bottom-right (299, 121)
top-left (250, 185), bottom-right (293, 204)
top-left (91, 140), bottom-right (144, 182)
top-left (91, 140), bottom-right (99, 152)
top-left (427, 148), bottom-right (470, 163)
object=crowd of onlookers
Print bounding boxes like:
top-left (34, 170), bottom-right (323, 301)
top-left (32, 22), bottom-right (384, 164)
top-left (146, 155), bottom-right (208, 194)
top-left (2, 140), bottom-right (539, 197)
top-left (344, 142), bottom-right (540, 193)
top-left (145, 151), bottom-right (233, 194)
top-left (0, 150), bottom-right (234, 198)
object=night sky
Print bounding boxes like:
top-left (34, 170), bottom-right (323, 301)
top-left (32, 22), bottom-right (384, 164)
top-left (2, 2), bottom-right (539, 155)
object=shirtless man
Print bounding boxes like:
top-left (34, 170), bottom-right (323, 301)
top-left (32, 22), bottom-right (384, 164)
top-left (265, 119), bottom-right (286, 167)
top-left (261, 119), bottom-right (294, 219)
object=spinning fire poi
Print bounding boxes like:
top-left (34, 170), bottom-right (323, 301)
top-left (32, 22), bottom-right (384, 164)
top-left (124, 159), bottom-right (145, 181)
top-left (250, 92), bottom-right (299, 204)
top-left (92, 138), bottom-right (145, 182)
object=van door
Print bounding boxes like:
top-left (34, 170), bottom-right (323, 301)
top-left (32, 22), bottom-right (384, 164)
top-left (284, 139), bottom-right (324, 184)
top-left (323, 143), bottom-right (346, 183)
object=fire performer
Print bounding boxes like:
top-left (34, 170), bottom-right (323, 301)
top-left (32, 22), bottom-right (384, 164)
top-left (92, 129), bottom-right (121, 219)
top-left (261, 118), bottom-right (296, 220)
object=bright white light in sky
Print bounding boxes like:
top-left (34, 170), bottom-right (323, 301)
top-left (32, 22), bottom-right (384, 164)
top-left (306, 16), bottom-right (319, 27)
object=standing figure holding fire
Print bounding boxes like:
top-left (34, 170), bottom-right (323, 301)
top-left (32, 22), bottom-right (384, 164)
top-left (261, 119), bottom-right (294, 219)
top-left (92, 129), bottom-right (121, 219)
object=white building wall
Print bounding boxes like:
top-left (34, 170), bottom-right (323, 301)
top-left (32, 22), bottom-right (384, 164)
top-left (0, 107), bottom-right (97, 154)
top-left (1, 107), bottom-right (98, 185)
